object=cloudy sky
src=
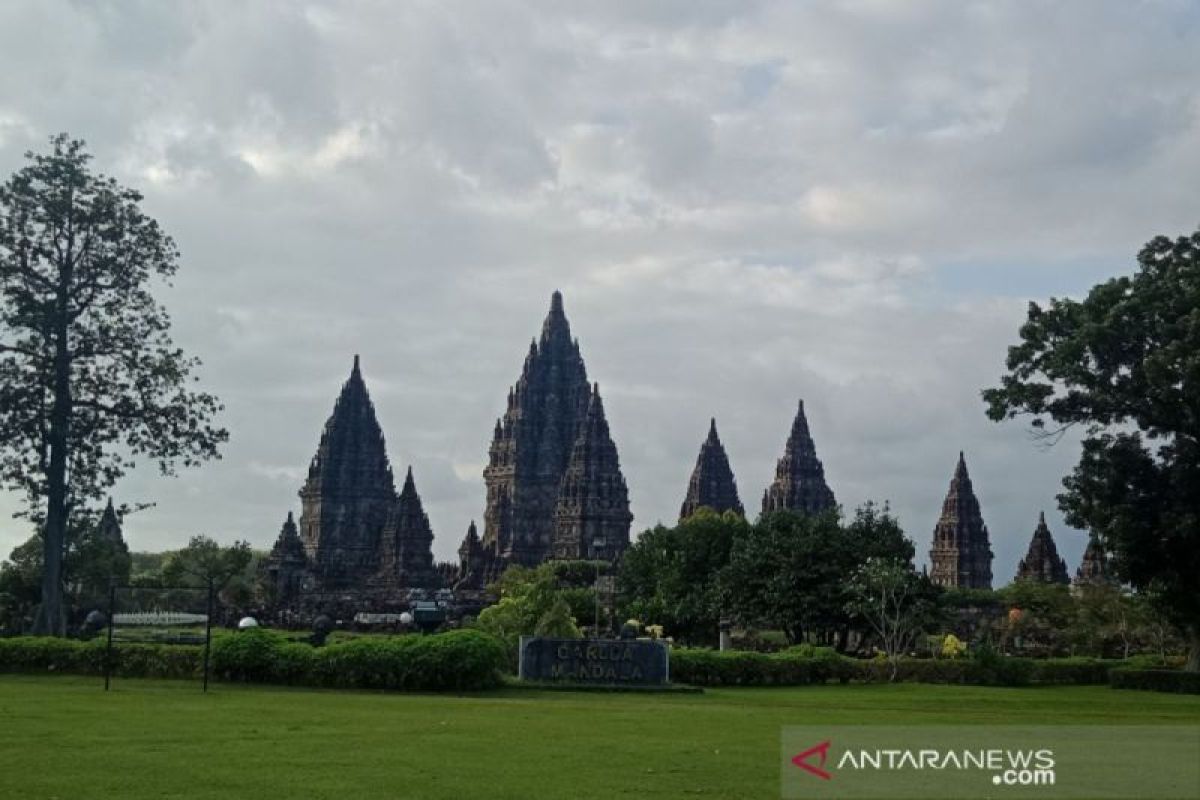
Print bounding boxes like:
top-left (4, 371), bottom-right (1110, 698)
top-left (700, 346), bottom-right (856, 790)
top-left (1, 1), bottom-right (1197, 580)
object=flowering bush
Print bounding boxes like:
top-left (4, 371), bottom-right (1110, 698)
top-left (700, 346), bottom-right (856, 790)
top-left (940, 634), bottom-right (967, 659)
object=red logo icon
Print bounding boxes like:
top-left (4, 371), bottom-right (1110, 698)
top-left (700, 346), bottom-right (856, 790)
top-left (792, 740), bottom-right (833, 781)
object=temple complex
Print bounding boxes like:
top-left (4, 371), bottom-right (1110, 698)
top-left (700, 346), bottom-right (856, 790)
top-left (260, 293), bottom-right (633, 615)
top-left (251, 296), bottom-right (1114, 619)
top-left (679, 419), bottom-right (743, 520)
top-left (928, 452), bottom-right (994, 589)
top-left (1014, 512), bottom-right (1070, 584)
top-left (761, 399), bottom-right (836, 516)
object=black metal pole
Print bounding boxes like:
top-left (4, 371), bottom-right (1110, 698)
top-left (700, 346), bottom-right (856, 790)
top-left (202, 578), bottom-right (213, 693)
top-left (104, 583), bottom-right (115, 692)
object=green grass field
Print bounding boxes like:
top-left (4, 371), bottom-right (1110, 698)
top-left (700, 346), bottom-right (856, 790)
top-left (1, 676), bottom-right (1197, 799)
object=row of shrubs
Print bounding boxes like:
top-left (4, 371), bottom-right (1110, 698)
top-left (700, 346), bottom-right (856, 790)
top-left (0, 636), bottom-right (203, 678)
top-left (211, 628), bottom-right (507, 691)
top-left (669, 648), bottom-right (1171, 688)
top-left (1109, 668), bottom-right (1200, 694)
top-left (4, 634), bottom-right (1191, 693)
top-left (0, 629), bottom-right (508, 692)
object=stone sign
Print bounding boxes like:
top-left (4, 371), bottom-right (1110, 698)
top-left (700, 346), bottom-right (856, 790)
top-left (519, 637), bottom-right (670, 685)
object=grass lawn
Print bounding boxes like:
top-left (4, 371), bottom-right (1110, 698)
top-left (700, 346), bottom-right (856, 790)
top-left (1, 675), bottom-right (1197, 799)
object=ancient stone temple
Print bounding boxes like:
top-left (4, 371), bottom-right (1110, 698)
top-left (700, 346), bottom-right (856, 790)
top-left (481, 291), bottom-right (629, 566)
top-left (261, 512), bottom-right (309, 604)
top-left (299, 355), bottom-right (397, 587)
top-left (261, 356), bottom-right (439, 610)
top-left (375, 467), bottom-right (438, 590)
top-left (1074, 534), bottom-right (1114, 587)
top-left (97, 498), bottom-right (127, 549)
top-left (679, 418), bottom-right (744, 520)
top-left (928, 452), bottom-right (994, 589)
top-left (1015, 512), bottom-right (1069, 584)
top-left (761, 399), bottom-right (836, 516)
top-left (552, 384), bottom-right (633, 559)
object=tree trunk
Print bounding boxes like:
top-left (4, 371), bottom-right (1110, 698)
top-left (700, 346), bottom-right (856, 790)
top-left (1186, 626), bottom-right (1200, 673)
top-left (30, 256), bottom-right (72, 636)
top-left (30, 399), bottom-right (69, 636)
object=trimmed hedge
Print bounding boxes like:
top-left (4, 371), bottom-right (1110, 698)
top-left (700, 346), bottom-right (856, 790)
top-left (212, 628), bottom-right (508, 691)
top-left (0, 629), bottom-right (509, 692)
top-left (669, 649), bottom-right (1142, 688)
top-left (1031, 657), bottom-right (1123, 685)
top-left (1110, 668), bottom-right (1200, 694)
top-left (874, 656), bottom-right (1035, 686)
top-left (0, 636), bottom-right (201, 679)
top-left (670, 647), bottom-right (856, 686)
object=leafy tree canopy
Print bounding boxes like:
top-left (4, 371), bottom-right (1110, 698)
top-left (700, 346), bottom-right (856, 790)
top-left (0, 134), bottom-right (227, 633)
top-left (983, 227), bottom-right (1200, 670)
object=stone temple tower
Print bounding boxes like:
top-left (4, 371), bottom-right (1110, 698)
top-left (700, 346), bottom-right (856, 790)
top-left (761, 399), bottom-right (836, 516)
top-left (1074, 534), bottom-right (1114, 587)
top-left (552, 384), bottom-right (633, 560)
top-left (1015, 512), bottom-right (1070, 584)
top-left (376, 467), bottom-right (438, 589)
top-left (679, 418), bottom-right (744, 520)
top-left (298, 356), bottom-right (397, 587)
top-left (483, 291), bottom-right (595, 565)
top-left (928, 452), bottom-right (994, 589)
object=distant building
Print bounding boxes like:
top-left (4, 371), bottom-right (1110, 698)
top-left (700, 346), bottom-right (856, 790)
top-left (1074, 533), bottom-right (1116, 587)
top-left (761, 399), bottom-right (836, 516)
top-left (1014, 512), bottom-right (1070, 584)
top-left (474, 291), bottom-right (632, 570)
top-left (261, 293), bottom-right (633, 615)
top-left (259, 356), bottom-right (438, 609)
top-left (679, 418), bottom-right (743, 520)
top-left (928, 452), bottom-right (994, 589)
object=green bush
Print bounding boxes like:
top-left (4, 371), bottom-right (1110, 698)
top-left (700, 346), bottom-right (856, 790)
top-left (877, 655), bottom-right (1034, 686)
top-left (670, 648), bottom-right (856, 686)
top-left (1110, 668), bottom-right (1200, 694)
top-left (1030, 657), bottom-right (1117, 685)
top-left (0, 636), bottom-right (202, 679)
top-left (213, 628), bottom-right (507, 691)
top-left (211, 627), bottom-right (294, 683)
top-left (1, 629), bottom-right (508, 692)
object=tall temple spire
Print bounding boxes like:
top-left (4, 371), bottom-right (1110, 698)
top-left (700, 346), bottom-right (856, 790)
top-left (260, 511), bottom-right (310, 605)
top-left (761, 399), bottom-right (836, 516)
top-left (378, 466), bottom-right (436, 587)
top-left (298, 356), bottom-right (397, 586)
top-left (483, 291), bottom-right (594, 565)
top-left (97, 497), bottom-right (125, 545)
top-left (1015, 511), bottom-right (1069, 584)
top-left (553, 384), bottom-right (633, 560)
top-left (680, 418), bottom-right (744, 520)
top-left (928, 451), bottom-right (994, 589)
top-left (267, 512), bottom-right (307, 565)
top-left (458, 520), bottom-right (481, 564)
top-left (1074, 533), bottom-right (1114, 587)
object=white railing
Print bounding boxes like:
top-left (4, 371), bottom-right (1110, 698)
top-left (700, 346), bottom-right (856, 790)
top-left (113, 611), bottom-right (208, 626)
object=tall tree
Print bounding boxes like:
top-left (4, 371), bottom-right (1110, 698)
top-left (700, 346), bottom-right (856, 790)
top-left (983, 227), bottom-right (1200, 670)
top-left (618, 509), bottom-right (749, 646)
top-left (0, 134), bottom-right (227, 634)
top-left (846, 557), bottom-right (939, 680)
top-left (162, 535), bottom-right (252, 593)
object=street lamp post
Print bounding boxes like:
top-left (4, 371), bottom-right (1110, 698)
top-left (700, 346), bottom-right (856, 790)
top-left (592, 535), bottom-right (607, 639)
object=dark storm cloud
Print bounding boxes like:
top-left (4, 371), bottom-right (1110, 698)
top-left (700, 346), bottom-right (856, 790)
top-left (1, 1), bottom-right (1197, 580)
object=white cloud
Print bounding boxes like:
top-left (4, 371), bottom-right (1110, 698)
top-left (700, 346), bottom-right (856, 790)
top-left (1, 0), bottom-right (1197, 581)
